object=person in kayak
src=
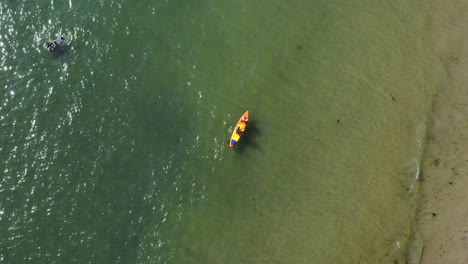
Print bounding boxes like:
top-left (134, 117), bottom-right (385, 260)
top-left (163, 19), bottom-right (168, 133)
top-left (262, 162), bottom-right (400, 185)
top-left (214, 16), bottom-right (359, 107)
top-left (46, 36), bottom-right (65, 51)
top-left (236, 127), bottom-right (243, 135)
top-left (46, 42), bottom-right (55, 51)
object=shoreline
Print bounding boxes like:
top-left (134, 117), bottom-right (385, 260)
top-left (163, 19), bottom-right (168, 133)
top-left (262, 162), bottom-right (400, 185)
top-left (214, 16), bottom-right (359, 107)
top-left (408, 1), bottom-right (468, 263)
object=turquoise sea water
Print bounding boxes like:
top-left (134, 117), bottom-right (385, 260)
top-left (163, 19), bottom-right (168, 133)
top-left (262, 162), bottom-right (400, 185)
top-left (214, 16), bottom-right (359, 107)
top-left (0, 1), bottom-right (440, 263)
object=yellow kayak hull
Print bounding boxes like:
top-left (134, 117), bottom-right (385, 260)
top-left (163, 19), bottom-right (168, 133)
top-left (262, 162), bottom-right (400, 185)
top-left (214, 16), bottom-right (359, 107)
top-left (229, 110), bottom-right (250, 148)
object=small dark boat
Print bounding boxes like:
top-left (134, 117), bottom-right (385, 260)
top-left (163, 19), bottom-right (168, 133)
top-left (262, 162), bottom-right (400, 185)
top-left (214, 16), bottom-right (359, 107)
top-left (45, 36), bottom-right (65, 52)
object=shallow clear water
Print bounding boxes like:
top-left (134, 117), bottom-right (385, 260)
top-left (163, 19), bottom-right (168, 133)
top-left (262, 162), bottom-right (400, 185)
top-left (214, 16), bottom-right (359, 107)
top-left (0, 1), bottom-right (438, 263)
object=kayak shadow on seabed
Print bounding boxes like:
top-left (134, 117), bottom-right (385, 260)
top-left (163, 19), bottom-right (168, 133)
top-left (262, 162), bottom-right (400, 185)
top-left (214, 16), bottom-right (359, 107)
top-left (50, 43), bottom-right (71, 57)
top-left (233, 121), bottom-right (261, 154)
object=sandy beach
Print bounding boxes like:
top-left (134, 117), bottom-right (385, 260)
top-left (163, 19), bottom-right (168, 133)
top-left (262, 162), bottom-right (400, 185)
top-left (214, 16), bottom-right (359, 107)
top-left (409, 0), bottom-right (468, 263)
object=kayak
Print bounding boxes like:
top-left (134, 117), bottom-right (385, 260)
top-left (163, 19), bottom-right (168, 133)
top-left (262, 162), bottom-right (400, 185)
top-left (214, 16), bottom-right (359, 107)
top-left (229, 110), bottom-right (250, 148)
top-left (46, 36), bottom-right (66, 52)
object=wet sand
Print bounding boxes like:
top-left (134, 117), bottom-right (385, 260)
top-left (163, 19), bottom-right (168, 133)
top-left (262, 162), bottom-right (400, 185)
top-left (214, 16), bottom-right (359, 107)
top-left (409, 1), bottom-right (468, 263)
